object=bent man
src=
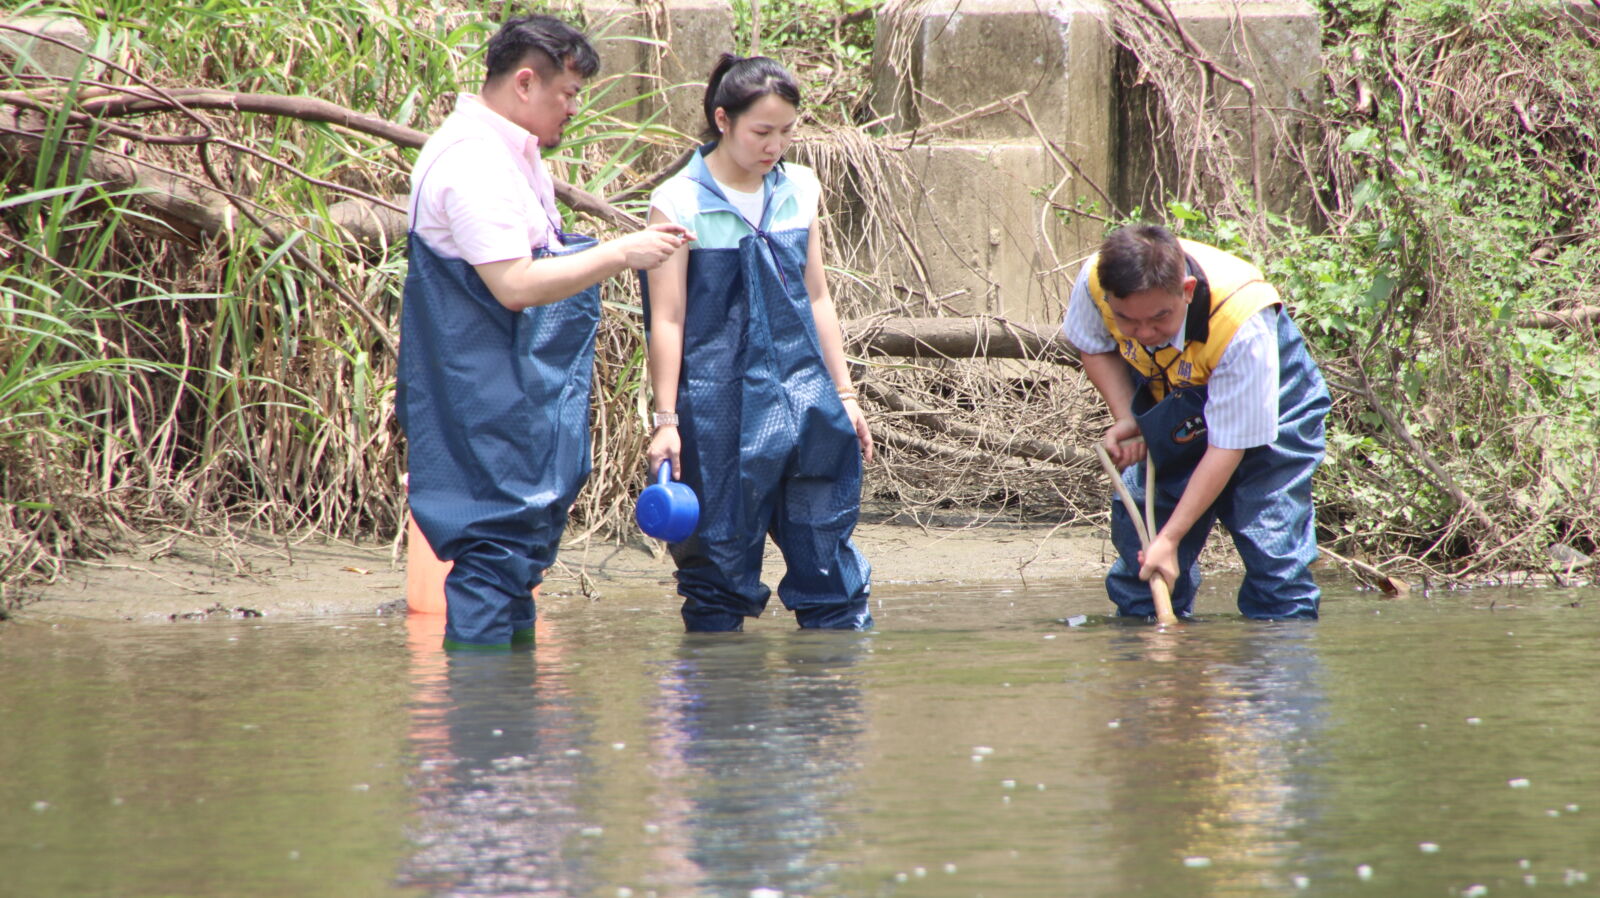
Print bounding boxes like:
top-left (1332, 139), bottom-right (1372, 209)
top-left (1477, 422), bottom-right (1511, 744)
top-left (1063, 224), bottom-right (1331, 620)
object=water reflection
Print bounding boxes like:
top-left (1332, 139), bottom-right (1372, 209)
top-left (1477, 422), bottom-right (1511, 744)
top-left (401, 614), bottom-right (597, 897)
top-left (649, 632), bottom-right (869, 896)
top-left (1101, 623), bottom-right (1326, 894)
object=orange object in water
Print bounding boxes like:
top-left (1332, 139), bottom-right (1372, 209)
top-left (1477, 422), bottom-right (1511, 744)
top-left (404, 511), bottom-right (542, 614)
top-left (405, 513), bottom-right (452, 614)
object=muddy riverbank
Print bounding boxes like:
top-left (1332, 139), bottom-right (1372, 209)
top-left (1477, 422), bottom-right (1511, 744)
top-left (16, 517), bottom-right (1144, 623)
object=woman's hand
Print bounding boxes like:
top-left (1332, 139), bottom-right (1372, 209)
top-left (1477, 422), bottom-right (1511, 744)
top-left (647, 425), bottom-right (682, 479)
top-left (843, 397), bottom-right (874, 464)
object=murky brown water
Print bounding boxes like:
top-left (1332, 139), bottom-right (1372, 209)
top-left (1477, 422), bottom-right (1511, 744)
top-left (4, 578), bottom-right (1599, 897)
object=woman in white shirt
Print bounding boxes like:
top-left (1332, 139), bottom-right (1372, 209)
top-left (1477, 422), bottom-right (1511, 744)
top-left (642, 54), bottom-right (874, 632)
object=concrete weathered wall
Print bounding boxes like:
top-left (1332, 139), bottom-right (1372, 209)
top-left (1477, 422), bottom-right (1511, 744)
top-left (582, 0), bottom-right (734, 140)
top-left (1111, 1), bottom-right (1324, 225)
top-left (868, 0), bottom-right (1322, 323)
top-left (870, 0), bottom-right (1116, 321)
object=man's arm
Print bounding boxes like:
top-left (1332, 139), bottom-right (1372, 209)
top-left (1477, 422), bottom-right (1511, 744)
top-left (1064, 261), bottom-right (1147, 468)
top-left (1080, 350), bottom-right (1148, 468)
top-left (474, 223), bottom-right (691, 311)
top-left (1138, 445), bottom-right (1244, 585)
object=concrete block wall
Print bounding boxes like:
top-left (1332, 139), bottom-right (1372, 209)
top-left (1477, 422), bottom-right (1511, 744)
top-left (582, 0), bottom-right (734, 141)
top-left (871, 0), bottom-right (1114, 321)
top-left (1111, 1), bottom-right (1323, 226)
top-left (869, 0), bottom-right (1322, 323)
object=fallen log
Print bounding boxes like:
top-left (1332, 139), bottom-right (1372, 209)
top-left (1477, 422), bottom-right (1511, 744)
top-left (845, 316), bottom-right (1080, 366)
top-left (1515, 304), bottom-right (1600, 330)
top-left (0, 84), bottom-right (642, 240)
top-left (874, 422), bottom-right (1028, 468)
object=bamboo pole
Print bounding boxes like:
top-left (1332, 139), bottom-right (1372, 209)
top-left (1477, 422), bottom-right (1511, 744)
top-left (1094, 443), bottom-right (1178, 624)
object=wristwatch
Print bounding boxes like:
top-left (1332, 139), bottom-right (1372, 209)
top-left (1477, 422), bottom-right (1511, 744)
top-left (652, 411), bottom-right (680, 429)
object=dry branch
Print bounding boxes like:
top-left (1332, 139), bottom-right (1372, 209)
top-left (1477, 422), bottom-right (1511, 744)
top-left (0, 86), bottom-right (642, 234)
top-left (0, 124), bottom-right (231, 238)
top-left (1515, 304), bottom-right (1600, 330)
top-left (862, 381), bottom-right (1092, 466)
top-left (1346, 370), bottom-right (1501, 540)
top-left (876, 422), bottom-right (1024, 468)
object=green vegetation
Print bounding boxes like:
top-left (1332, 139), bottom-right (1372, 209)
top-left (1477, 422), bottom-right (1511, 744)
top-left (1268, 1), bottom-right (1594, 577)
top-left (1109, 0), bottom-right (1597, 579)
top-left (1301, 0), bottom-right (1600, 576)
top-left (1, 0), bottom-right (1592, 598)
top-left (2, 0), bottom-right (488, 592)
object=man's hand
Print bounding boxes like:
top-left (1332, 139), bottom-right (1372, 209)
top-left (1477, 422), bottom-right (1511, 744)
top-left (1137, 531), bottom-right (1178, 592)
top-left (1102, 417), bottom-right (1146, 468)
top-left (475, 223), bottom-right (696, 310)
top-left (618, 223), bottom-right (693, 271)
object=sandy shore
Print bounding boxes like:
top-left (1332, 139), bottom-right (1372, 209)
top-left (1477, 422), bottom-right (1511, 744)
top-left (15, 518), bottom-right (1123, 623)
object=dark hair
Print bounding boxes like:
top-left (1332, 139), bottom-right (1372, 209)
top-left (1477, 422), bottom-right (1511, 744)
top-left (1096, 224), bottom-right (1186, 298)
top-left (485, 14), bottom-right (599, 83)
top-left (702, 53), bottom-right (801, 140)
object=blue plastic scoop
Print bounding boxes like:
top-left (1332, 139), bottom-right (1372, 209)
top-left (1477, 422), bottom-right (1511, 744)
top-left (635, 460), bottom-right (699, 542)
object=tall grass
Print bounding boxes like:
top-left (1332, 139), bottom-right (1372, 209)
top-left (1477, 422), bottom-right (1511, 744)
top-left (0, 3), bottom-right (504, 592)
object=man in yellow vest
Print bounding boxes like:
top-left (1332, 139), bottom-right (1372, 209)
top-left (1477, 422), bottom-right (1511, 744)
top-left (1063, 224), bottom-right (1331, 619)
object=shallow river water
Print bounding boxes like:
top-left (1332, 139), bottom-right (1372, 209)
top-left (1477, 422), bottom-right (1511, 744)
top-left (4, 578), bottom-right (1599, 897)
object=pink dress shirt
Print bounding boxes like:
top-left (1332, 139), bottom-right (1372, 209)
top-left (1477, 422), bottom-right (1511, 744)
top-left (408, 94), bottom-right (564, 263)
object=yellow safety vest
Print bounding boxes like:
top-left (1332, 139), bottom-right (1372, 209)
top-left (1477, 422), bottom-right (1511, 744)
top-left (1087, 239), bottom-right (1280, 400)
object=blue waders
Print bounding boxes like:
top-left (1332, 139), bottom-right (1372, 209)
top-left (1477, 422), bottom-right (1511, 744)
top-left (649, 160), bottom-right (871, 632)
top-left (1106, 311), bottom-right (1331, 620)
top-left (398, 233), bottom-right (599, 648)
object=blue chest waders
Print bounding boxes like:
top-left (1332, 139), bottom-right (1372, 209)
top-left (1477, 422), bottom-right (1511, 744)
top-left (1105, 311), bottom-right (1331, 620)
top-left (647, 167), bottom-right (871, 632)
top-left (398, 233), bottom-right (600, 647)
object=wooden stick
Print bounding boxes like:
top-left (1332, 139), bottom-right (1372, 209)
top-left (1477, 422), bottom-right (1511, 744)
top-left (1145, 455), bottom-right (1157, 549)
top-left (1094, 444), bottom-right (1179, 624)
top-left (1095, 444), bottom-right (1147, 543)
top-left (1145, 455), bottom-right (1178, 624)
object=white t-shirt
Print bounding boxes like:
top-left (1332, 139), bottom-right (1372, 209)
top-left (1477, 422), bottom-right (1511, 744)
top-left (715, 178), bottom-right (766, 226)
top-left (649, 162), bottom-right (822, 251)
top-left (408, 94), bottom-right (563, 262)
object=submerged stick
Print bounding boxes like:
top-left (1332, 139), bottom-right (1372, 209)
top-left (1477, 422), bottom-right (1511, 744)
top-left (1094, 443), bottom-right (1179, 624)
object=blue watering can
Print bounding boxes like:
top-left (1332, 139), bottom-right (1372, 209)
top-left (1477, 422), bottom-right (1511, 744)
top-left (635, 460), bottom-right (698, 542)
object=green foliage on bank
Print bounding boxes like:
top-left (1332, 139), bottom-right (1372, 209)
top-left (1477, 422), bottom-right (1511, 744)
top-left (2, 0), bottom-right (1592, 592)
top-left (1168, 0), bottom-right (1599, 574)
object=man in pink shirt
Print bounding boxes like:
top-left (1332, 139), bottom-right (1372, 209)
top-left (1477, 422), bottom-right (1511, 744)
top-left (398, 14), bottom-right (690, 649)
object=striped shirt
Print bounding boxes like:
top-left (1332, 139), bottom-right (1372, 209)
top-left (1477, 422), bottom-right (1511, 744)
top-left (1061, 260), bottom-right (1280, 449)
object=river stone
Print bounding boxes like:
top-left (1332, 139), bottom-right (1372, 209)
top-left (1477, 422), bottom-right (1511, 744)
top-left (0, 16), bottom-right (97, 79)
top-left (1546, 543), bottom-right (1593, 568)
